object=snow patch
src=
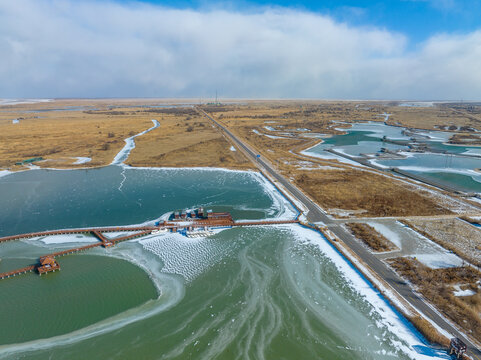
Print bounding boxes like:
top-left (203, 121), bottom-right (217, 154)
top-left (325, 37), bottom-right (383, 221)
top-left (367, 222), bottom-right (402, 249)
top-left (300, 147), bottom-right (366, 167)
top-left (0, 98), bottom-right (52, 106)
top-left (111, 119), bottom-right (159, 165)
top-left (414, 253), bottom-right (464, 269)
top-left (73, 157), bottom-right (91, 164)
top-left (453, 286), bottom-right (476, 297)
top-left (29, 234), bottom-right (98, 245)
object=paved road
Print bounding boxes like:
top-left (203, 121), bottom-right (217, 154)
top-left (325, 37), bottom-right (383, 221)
top-left (198, 107), bottom-right (481, 359)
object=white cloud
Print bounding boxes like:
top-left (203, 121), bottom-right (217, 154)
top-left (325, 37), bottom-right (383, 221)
top-left (0, 0), bottom-right (480, 99)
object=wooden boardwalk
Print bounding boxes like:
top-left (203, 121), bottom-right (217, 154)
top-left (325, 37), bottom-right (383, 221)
top-left (0, 265), bottom-right (36, 280)
top-left (0, 226), bottom-right (157, 243)
top-left (0, 230), bottom-right (153, 280)
top-left (0, 218), bottom-right (299, 281)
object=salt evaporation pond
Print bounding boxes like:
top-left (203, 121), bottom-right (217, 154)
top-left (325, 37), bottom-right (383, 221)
top-left (305, 122), bottom-right (481, 192)
top-left (0, 167), bottom-right (448, 359)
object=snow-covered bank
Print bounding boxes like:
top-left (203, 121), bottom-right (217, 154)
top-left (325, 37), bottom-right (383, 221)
top-left (287, 224), bottom-right (450, 360)
top-left (111, 119), bottom-right (160, 165)
top-left (0, 170), bottom-right (12, 179)
top-left (251, 172), bottom-right (298, 220)
top-left (300, 146), bottom-right (366, 167)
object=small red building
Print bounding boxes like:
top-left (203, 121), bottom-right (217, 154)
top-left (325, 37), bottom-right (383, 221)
top-left (37, 256), bottom-right (60, 275)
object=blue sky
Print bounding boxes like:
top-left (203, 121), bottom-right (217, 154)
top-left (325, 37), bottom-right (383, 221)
top-left (128, 0), bottom-right (481, 43)
top-left (1, 0), bottom-right (481, 99)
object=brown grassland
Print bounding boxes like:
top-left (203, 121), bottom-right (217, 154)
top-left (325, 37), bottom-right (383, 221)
top-left (346, 223), bottom-right (398, 251)
top-left (2, 99), bottom-right (481, 350)
top-left (294, 169), bottom-right (451, 217)
top-left (127, 107), bottom-right (251, 169)
top-left (0, 99), bottom-right (251, 170)
top-left (389, 257), bottom-right (481, 342)
top-left (2, 100), bottom-right (479, 218)
top-left (382, 103), bottom-right (481, 131)
top-left (212, 102), bottom-right (470, 217)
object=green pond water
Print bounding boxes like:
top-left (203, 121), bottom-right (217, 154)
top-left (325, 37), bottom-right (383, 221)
top-left (0, 167), bottom-right (448, 359)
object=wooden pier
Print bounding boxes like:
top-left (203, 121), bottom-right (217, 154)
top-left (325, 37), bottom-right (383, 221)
top-left (0, 265), bottom-right (36, 280)
top-left (0, 212), bottom-right (299, 281)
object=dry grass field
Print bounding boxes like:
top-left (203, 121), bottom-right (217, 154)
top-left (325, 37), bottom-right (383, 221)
top-left (293, 169), bottom-right (451, 217)
top-left (127, 108), bottom-right (251, 169)
top-left (2, 99), bottom-right (479, 218)
top-left (382, 103), bottom-right (481, 131)
top-left (0, 100), bottom-right (153, 168)
top-left (0, 99), bottom-right (251, 170)
top-left (205, 102), bottom-right (481, 218)
top-left (389, 257), bottom-right (481, 342)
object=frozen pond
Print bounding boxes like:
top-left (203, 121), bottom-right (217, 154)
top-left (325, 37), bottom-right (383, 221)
top-left (304, 122), bottom-right (481, 192)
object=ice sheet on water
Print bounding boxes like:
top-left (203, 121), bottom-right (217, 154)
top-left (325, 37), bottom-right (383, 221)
top-left (139, 230), bottom-right (231, 282)
top-left (285, 224), bottom-right (451, 360)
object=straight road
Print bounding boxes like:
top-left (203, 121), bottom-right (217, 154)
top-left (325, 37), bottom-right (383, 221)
top-left (197, 107), bottom-right (481, 359)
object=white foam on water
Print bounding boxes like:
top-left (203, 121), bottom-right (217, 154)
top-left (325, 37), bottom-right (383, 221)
top-left (285, 224), bottom-right (450, 360)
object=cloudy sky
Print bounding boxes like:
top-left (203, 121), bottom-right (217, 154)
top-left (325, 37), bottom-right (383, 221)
top-left (1, 0), bottom-right (480, 100)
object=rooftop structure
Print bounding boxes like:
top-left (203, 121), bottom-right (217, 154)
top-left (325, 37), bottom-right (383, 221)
top-left (37, 256), bottom-right (60, 275)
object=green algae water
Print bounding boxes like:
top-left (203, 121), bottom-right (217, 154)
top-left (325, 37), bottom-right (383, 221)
top-left (0, 167), bottom-right (448, 359)
top-left (0, 255), bottom-right (157, 344)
